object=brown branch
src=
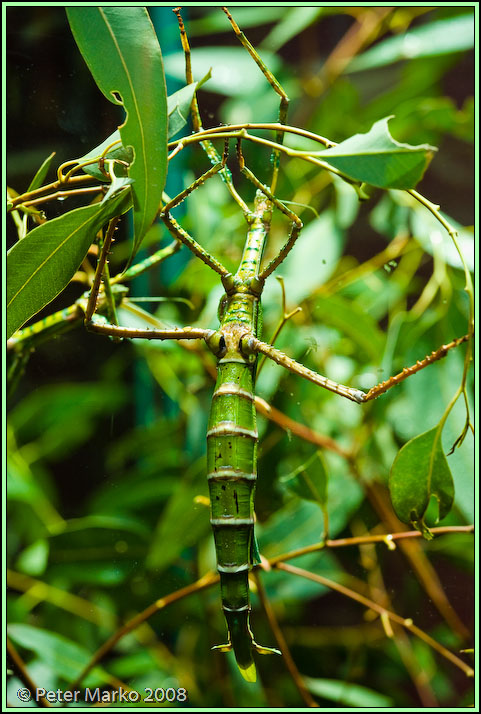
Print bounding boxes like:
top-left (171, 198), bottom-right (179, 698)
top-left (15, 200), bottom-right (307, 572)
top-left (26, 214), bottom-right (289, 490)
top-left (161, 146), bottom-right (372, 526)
top-left (8, 174), bottom-right (97, 209)
top-left (352, 520), bottom-right (438, 707)
top-left (268, 524), bottom-right (474, 566)
top-left (22, 185), bottom-right (105, 208)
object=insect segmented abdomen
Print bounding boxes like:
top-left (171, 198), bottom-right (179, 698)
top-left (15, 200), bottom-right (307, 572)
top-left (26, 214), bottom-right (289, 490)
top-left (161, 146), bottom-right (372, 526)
top-left (207, 359), bottom-right (258, 680)
top-left (207, 335), bottom-right (280, 680)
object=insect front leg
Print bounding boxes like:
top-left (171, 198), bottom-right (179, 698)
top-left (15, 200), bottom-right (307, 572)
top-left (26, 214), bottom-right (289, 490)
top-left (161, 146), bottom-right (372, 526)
top-left (159, 150), bottom-right (233, 281)
top-left (235, 141), bottom-right (304, 280)
top-left (173, 7), bottom-right (249, 213)
top-left (222, 6), bottom-right (289, 193)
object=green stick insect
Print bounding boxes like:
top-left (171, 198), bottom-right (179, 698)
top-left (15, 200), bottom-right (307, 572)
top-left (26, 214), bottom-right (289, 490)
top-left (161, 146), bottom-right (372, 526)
top-left (7, 6), bottom-right (473, 687)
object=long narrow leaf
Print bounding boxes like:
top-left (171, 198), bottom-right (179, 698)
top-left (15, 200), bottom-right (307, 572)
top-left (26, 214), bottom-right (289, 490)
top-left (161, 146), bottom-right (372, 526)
top-left (27, 152), bottom-right (56, 193)
top-left (66, 7), bottom-right (168, 259)
top-left (7, 189), bottom-right (131, 338)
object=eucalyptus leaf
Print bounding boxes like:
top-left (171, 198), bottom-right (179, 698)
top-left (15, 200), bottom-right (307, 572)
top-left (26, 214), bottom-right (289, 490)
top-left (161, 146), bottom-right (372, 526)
top-left (67, 7), bottom-right (168, 258)
top-left (186, 7), bottom-right (285, 36)
top-left (317, 117), bottom-right (437, 190)
top-left (10, 383), bottom-right (127, 461)
top-left (270, 210), bottom-right (344, 305)
top-left (101, 175), bottom-right (134, 203)
top-left (409, 202), bottom-right (474, 272)
top-left (167, 82), bottom-right (198, 138)
top-left (16, 539), bottom-right (49, 576)
top-left (147, 477), bottom-right (210, 570)
top-left (261, 7), bottom-right (322, 52)
top-left (389, 425), bottom-right (455, 535)
top-left (311, 294), bottom-right (385, 362)
top-left (7, 189), bottom-right (131, 339)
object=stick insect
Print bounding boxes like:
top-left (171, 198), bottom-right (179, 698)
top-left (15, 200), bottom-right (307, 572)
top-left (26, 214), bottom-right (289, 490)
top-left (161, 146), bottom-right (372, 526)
top-left (7, 6), bottom-right (473, 692)
top-left (60, 8), bottom-right (470, 682)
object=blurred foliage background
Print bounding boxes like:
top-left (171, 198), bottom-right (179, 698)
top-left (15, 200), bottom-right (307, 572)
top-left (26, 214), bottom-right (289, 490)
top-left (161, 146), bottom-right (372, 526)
top-left (7, 5), bottom-right (474, 708)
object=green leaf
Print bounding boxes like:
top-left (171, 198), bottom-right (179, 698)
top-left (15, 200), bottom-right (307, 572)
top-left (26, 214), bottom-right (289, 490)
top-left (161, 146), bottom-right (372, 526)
top-left (7, 425), bottom-right (64, 532)
top-left (281, 451), bottom-right (328, 506)
top-left (101, 175), bottom-right (134, 203)
top-left (8, 624), bottom-right (107, 685)
top-left (77, 131), bottom-right (134, 182)
top-left (311, 294), bottom-right (385, 362)
top-left (349, 14), bottom-right (475, 72)
top-left (167, 82), bottom-right (198, 138)
top-left (303, 677), bottom-right (393, 708)
top-left (26, 152), bottom-right (56, 193)
top-left (317, 117), bottom-right (437, 190)
top-left (66, 7), bottom-right (168, 258)
top-left (147, 475), bottom-right (210, 570)
top-left (186, 7), bottom-right (285, 36)
top-left (389, 425), bottom-right (455, 534)
top-left (409, 202), bottom-right (474, 272)
top-left (6, 189), bottom-right (131, 339)
top-left (271, 210), bottom-right (344, 305)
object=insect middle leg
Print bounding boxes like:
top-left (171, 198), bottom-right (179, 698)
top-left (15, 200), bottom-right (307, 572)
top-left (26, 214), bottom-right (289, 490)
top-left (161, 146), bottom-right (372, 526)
top-left (235, 140), bottom-right (303, 280)
top-left (159, 147), bottom-right (232, 281)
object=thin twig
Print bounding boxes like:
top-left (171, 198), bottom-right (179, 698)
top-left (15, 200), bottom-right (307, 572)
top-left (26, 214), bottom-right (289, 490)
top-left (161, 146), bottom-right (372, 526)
top-left (168, 122), bottom-right (335, 150)
top-left (22, 185), bottom-right (104, 208)
top-left (8, 174), bottom-right (97, 209)
top-left (268, 525), bottom-right (474, 566)
top-left (363, 481), bottom-right (472, 641)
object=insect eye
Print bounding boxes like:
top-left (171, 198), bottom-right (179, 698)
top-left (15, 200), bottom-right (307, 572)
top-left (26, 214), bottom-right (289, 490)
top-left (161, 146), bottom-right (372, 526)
top-left (206, 331), bottom-right (227, 357)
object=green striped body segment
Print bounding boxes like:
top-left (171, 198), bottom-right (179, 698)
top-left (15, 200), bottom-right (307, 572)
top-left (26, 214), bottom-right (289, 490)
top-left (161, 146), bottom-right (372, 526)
top-left (207, 299), bottom-right (258, 679)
